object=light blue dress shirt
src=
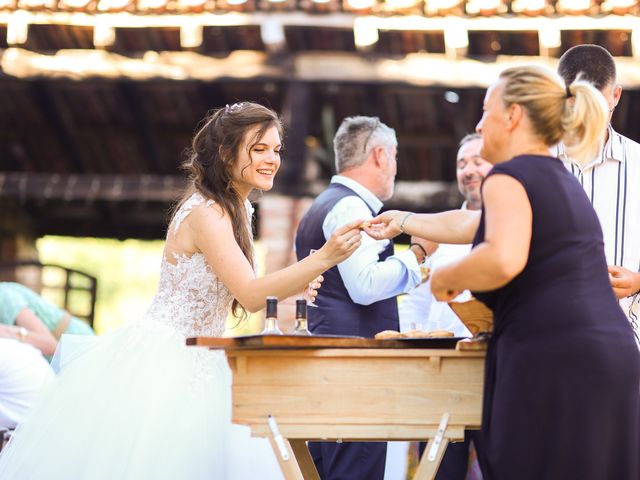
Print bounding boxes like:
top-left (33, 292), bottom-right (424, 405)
top-left (321, 176), bottom-right (422, 306)
top-left (398, 242), bottom-right (473, 337)
top-left (397, 201), bottom-right (473, 337)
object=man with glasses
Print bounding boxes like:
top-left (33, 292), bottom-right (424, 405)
top-left (295, 116), bottom-right (429, 480)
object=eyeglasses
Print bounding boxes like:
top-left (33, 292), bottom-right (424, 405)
top-left (362, 118), bottom-right (380, 154)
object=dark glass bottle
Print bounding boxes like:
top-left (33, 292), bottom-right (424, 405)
top-left (292, 298), bottom-right (312, 336)
top-left (261, 296), bottom-right (283, 335)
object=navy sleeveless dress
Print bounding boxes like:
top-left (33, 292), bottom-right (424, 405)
top-left (472, 155), bottom-right (640, 480)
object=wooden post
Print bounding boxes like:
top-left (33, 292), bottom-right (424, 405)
top-left (414, 438), bottom-right (449, 480)
top-left (0, 204), bottom-right (40, 285)
top-left (290, 440), bottom-right (321, 480)
top-left (268, 437), bottom-right (304, 480)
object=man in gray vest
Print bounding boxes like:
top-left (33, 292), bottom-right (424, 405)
top-left (295, 116), bottom-right (430, 480)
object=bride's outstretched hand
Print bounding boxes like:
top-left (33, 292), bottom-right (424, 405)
top-left (362, 210), bottom-right (406, 240)
top-left (317, 219), bottom-right (364, 266)
top-left (306, 274), bottom-right (324, 303)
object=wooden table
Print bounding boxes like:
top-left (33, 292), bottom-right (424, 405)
top-left (187, 335), bottom-right (485, 480)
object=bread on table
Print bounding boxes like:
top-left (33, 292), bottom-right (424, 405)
top-left (374, 330), bottom-right (404, 339)
top-left (374, 329), bottom-right (455, 339)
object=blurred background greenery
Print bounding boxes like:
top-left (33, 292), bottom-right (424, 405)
top-left (37, 235), bottom-right (265, 336)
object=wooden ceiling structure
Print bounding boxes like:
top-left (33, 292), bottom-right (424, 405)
top-left (2, 0), bottom-right (640, 241)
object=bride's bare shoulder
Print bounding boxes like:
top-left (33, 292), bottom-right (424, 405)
top-left (168, 194), bottom-right (229, 242)
top-left (182, 201), bottom-right (238, 250)
top-left (188, 199), bottom-right (230, 228)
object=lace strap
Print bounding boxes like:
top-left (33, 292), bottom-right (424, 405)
top-left (173, 193), bottom-right (215, 234)
top-left (244, 199), bottom-right (256, 227)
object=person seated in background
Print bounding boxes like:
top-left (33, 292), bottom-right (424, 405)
top-left (0, 338), bottom-right (55, 429)
top-left (0, 282), bottom-right (94, 357)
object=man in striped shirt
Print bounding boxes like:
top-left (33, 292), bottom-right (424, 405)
top-left (556, 44), bottom-right (640, 343)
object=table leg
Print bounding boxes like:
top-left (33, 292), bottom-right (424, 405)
top-left (268, 437), bottom-right (303, 480)
top-left (289, 440), bottom-right (321, 480)
top-left (413, 438), bottom-right (449, 480)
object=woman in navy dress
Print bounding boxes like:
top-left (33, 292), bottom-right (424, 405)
top-left (364, 65), bottom-right (640, 480)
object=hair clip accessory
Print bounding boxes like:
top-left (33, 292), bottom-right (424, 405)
top-left (225, 102), bottom-right (244, 113)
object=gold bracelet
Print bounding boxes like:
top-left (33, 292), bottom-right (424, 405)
top-left (399, 212), bottom-right (414, 233)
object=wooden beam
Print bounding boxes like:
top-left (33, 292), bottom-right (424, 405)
top-left (5, 48), bottom-right (640, 87)
top-left (0, 173), bottom-right (186, 202)
top-left (1, 11), bottom-right (640, 33)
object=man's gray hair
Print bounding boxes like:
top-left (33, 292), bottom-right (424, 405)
top-left (333, 116), bottom-right (397, 174)
top-left (458, 132), bottom-right (482, 149)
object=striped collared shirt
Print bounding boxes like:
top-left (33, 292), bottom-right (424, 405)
top-left (554, 126), bottom-right (640, 343)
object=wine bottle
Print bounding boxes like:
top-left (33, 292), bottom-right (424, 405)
top-left (261, 296), bottom-right (283, 335)
top-left (292, 298), bottom-right (312, 336)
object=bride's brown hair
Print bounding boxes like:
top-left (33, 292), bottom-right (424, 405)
top-left (174, 102), bottom-right (283, 319)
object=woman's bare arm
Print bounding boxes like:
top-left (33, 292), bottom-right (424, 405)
top-left (11, 308), bottom-right (58, 356)
top-left (430, 174), bottom-right (532, 300)
top-left (190, 204), bottom-right (363, 313)
top-left (364, 209), bottom-right (481, 245)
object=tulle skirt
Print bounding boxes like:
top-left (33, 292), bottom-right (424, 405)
top-left (0, 319), bottom-right (283, 480)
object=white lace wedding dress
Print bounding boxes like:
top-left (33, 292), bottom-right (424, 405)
top-left (0, 193), bottom-right (283, 480)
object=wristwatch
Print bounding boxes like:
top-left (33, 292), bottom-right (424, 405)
top-left (17, 326), bottom-right (29, 342)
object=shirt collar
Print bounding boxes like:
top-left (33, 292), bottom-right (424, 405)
top-left (331, 175), bottom-right (384, 214)
top-left (603, 125), bottom-right (626, 164)
top-left (557, 125), bottom-right (625, 169)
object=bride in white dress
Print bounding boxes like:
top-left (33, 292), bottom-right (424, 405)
top-left (0, 102), bottom-right (363, 479)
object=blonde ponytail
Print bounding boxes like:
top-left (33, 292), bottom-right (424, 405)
top-left (561, 79), bottom-right (608, 166)
top-left (499, 65), bottom-right (608, 166)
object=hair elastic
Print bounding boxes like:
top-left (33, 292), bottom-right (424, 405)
top-left (565, 85), bottom-right (573, 98)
